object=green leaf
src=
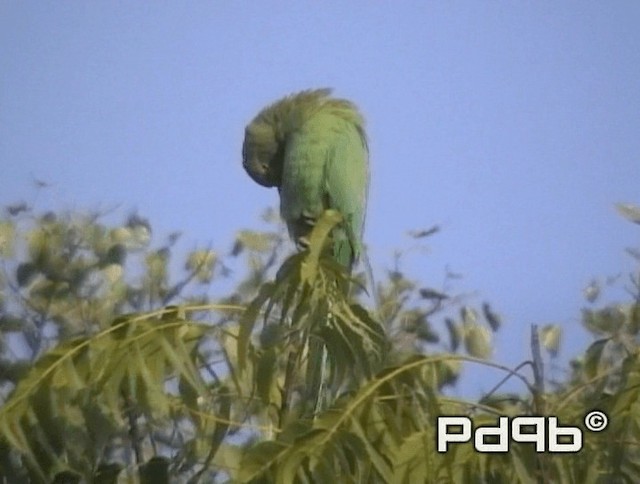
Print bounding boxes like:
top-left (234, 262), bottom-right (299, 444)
top-left (93, 463), bottom-right (123, 484)
top-left (0, 314), bottom-right (26, 332)
top-left (583, 280), bottom-right (601, 303)
top-left (583, 338), bottom-right (609, 378)
top-left (482, 302), bottom-right (502, 332)
top-left (540, 324), bottom-right (562, 357)
top-left (256, 348), bottom-right (278, 406)
top-left (186, 249), bottom-right (217, 283)
top-left (464, 323), bottom-right (492, 359)
top-left (16, 262), bottom-right (38, 287)
top-left (140, 456), bottom-right (170, 484)
top-left (460, 306), bottom-right (477, 326)
top-left (104, 243), bottom-right (126, 266)
top-left (418, 287), bottom-right (448, 301)
top-left (0, 220), bottom-right (15, 257)
top-left (235, 230), bottom-right (278, 253)
top-left (239, 441), bottom-right (288, 481)
top-left (616, 202), bottom-right (640, 225)
top-left (301, 210), bottom-right (342, 283)
top-left (445, 318), bottom-right (461, 352)
top-left (629, 304), bottom-right (640, 335)
top-left (349, 419), bottom-right (394, 481)
top-left (238, 281), bottom-right (275, 372)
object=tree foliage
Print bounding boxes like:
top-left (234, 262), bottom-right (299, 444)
top-left (0, 201), bottom-right (638, 483)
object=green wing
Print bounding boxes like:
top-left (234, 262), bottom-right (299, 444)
top-left (280, 111), bottom-right (369, 269)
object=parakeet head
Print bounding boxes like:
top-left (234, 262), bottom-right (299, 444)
top-left (242, 89), bottom-right (338, 188)
top-left (242, 122), bottom-right (283, 187)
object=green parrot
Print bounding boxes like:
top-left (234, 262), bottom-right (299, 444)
top-left (242, 88), bottom-right (369, 270)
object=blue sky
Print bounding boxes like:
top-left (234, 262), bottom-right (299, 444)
top-left (1, 3), bottom-right (639, 394)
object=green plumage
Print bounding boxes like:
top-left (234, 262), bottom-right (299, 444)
top-left (242, 88), bottom-right (369, 269)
